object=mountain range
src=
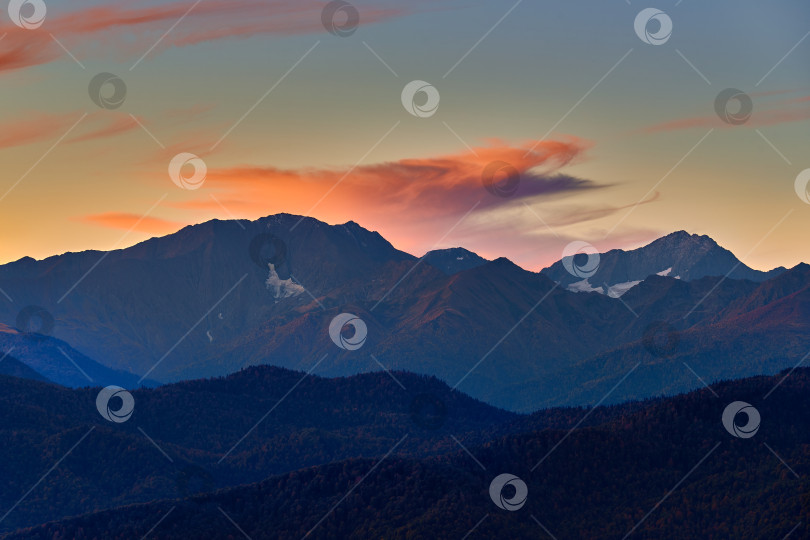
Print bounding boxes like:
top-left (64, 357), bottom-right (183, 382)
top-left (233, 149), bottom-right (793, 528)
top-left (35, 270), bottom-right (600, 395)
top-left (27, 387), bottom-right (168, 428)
top-left (0, 214), bottom-right (807, 412)
top-left (0, 214), bottom-right (807, 538)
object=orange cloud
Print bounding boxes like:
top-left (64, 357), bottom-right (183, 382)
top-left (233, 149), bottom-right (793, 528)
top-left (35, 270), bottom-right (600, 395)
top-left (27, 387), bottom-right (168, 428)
top-left (87, 138), bottom-right (659, 270)
top-left (152, 138), bottom-right (609, 257)
top-left (0, 1), bottom-right (404, 73)
top-left (80, 213), bottom-right (185, 235)
top-left (172, 137), bottom-right (596, 218)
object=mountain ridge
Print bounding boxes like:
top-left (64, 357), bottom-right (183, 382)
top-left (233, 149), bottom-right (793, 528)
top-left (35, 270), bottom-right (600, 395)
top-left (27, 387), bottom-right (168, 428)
top-left (0, 214), bottom-right (806, 412)
top-left (0, 323), bottom-right (156, 388)
top-left (541, 230), bottom-right (786, 297)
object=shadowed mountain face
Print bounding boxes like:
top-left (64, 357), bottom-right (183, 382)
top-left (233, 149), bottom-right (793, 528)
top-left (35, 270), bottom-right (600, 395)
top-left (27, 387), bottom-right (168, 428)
top-left (0, 366), bottom-right (520, 533)
top-left (0, 324), bottom-right (152, 388)
top-left (0, 215), bottom-right (806, 412)
top-left (505, 264), bottom-right (810, 410)
top-left (422, 247), bottom-right (489, 275)
top-left (0, 352), bottom-right (50, 382)
top-left (0, 366), bottom-right (642, 535)
top-left (541, 230), bottom-right (786, 296)
top-left (9, 369), bottom-right (810, 540)
top-left (0, 214), bottom-right (416, 384)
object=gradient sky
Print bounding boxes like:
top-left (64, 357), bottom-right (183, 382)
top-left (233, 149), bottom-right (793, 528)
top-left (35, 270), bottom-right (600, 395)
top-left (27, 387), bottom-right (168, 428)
top-left (1, 0), bottom-right (809, 271)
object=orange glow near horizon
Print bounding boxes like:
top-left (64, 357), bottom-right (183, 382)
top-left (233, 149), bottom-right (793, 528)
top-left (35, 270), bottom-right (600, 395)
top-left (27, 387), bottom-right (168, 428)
top-left (0, 1), bottom-right (808, 273)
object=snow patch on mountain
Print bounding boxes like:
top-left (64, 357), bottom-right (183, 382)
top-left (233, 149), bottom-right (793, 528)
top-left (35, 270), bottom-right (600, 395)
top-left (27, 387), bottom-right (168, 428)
top-left (567, 267), bottom-right (676, 297)
top-left (265, 264), bottom-right (305, 299)
top-left (604, 280), bottom-right (641, 297)
top-left (568, 279), bottom-right (603, 294)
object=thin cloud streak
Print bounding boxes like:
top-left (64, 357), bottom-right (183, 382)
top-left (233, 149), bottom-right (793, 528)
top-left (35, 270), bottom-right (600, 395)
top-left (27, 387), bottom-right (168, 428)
top-left (0, 112), bottom-right (139, 149)
top-left (644, 93), bottom-right (810, 133)
top-left (0, 1), bottom-right (405, 73)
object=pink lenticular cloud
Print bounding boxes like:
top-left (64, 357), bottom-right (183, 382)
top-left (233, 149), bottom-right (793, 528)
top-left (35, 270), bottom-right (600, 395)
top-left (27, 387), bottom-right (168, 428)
top-left (148, 138), bottom-right (611, 261)
top-left (170, 137), bottom-right (597, 218)
top-left (80, 137), bottom-right (665, 269)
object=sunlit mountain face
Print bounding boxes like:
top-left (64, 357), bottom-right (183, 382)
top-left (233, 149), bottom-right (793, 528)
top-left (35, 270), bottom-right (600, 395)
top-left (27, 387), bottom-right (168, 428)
top-left (1, 0), bottom-right (809, 538)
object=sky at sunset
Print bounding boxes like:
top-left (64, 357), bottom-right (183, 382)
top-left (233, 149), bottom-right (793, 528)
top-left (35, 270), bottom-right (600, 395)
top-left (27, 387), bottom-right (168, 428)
top-left (1, 0), bottom-right (809, 271)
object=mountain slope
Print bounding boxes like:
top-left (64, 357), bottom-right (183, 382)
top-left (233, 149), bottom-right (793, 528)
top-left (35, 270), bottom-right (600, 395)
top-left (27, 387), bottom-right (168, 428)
top-left (216, 257), bottom-right (810, 412)
top-left (508, 264), bottom-right (810, 409)
top-left (0, 352), bottom-right (50, 383)
top-left (219, 257), bottom-right (641, 411)
top-left (0, 324), bottom-right (152, 388)
top-left (0, 366), bottom-right (520, 533)
top-left (0, 214), bottom-right (417, 382)
top-left (11, 368), bottom-right (809, 539)
top-left (542, 230), bottom-right (785, 296)
top-left (422, 247), bottom-right (489, 275)
top-left (0, 216), bottom-right (806, 412)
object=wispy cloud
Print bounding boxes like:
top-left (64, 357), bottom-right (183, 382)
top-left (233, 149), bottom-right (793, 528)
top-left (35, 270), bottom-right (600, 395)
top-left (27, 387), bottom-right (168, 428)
top-left (0, 0), bottom-right (404, 73)
top-left (0, 111), bottom-right (139, 149)
top-left (66, 113), bottom-right (139, 144)
top-left (0, 112), bottom-right (79, 149)
top-left (645, 91), bottom-right (810, 133)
